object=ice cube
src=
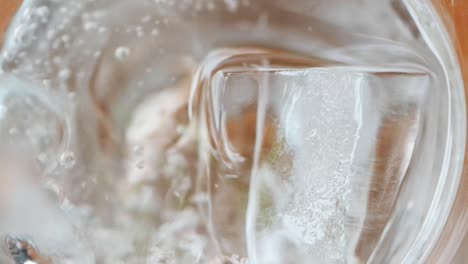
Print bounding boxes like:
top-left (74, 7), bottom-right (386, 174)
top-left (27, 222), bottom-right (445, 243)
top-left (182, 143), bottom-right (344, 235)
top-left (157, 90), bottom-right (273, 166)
top-left (202, 66), bottom-right (428, 262)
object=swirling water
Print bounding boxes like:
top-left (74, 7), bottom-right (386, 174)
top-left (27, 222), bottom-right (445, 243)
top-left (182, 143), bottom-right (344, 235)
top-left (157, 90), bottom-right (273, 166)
top-left (0, 0), bottom-right (452, 263)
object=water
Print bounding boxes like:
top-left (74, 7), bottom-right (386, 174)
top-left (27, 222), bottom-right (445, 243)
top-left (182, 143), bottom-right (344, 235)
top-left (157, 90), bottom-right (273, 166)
top-left (0, 0), bottom-right (462, 263)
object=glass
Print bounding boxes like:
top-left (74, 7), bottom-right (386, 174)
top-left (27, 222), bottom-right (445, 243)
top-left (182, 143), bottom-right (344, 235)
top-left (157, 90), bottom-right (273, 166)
top-left (0, 0), bottom-right (466, 263)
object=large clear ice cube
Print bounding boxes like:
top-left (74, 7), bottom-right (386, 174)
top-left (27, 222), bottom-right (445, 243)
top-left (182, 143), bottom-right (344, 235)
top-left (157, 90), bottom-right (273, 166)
top-left (202, 67), bottom-right (428, 263)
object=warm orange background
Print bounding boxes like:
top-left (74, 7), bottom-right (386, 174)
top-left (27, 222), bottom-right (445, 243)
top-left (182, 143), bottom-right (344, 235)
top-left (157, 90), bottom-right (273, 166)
top-left (430, 1), bottom-right (468, 263)
top-left (0, 0), bottom-right (20, 43)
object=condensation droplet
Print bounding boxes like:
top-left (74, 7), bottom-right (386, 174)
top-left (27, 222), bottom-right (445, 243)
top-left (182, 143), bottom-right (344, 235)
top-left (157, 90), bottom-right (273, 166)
top-left (114, 46), bottom-right (130, 61)
top-left (60, 151), bottom-right (76, 169)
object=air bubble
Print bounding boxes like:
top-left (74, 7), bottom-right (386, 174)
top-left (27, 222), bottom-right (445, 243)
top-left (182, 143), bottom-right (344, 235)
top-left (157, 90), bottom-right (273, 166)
top-left (8, 127), bottom-right (19, 136)
top-left (98, 27), bottom-right (108, 33)
top-left (141, 16), bottom-right (151, 23)
top-left (176, 125), bottom-right (185, 134)
top-left (136, 160), bottom-right (145, 170)
top-left (114, 46), bottom-right (130, 61)
top-left (0, 105), bottom-right (7, 119)
top-left (37, 153), bottom-right (48, 163)
top-left (83, 22), bottom-right (98, 31)
top-left (36, 6), bottom-right (50, 23)
top-left (59, 68), bottom-right (71, 82)
top-left (133, 145), bottom-right (144, 155)
top-left (224, 0), bottom-right (239, 12)
top-left (225, 174), bottom-right (239, 179)
top-left (60, 151), bottom-right (76, 169)
top-left (207, 2), bottom-right (216, 10)
top-left (306, 129), bottom-right (318, 140)
top-left (151, 29), bottom-right (159, 36)
top-left (61, 35), bottom-right (70, 43)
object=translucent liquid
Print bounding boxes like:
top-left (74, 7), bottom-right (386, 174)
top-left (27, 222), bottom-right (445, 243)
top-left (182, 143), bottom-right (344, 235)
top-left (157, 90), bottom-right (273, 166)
top-left (0, 0), bottom-right (464, 264)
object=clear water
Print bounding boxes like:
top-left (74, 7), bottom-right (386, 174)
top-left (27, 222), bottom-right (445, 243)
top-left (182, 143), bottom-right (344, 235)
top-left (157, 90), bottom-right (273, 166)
top-left (0, 0), bottom-right (464, 263)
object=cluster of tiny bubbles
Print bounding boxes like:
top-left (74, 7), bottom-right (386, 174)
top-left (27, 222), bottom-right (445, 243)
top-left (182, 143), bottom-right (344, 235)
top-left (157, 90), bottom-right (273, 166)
top-left (0, 75), bottom-right (72, 175)
top-left (131, 144), bottom-right (146, 170)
